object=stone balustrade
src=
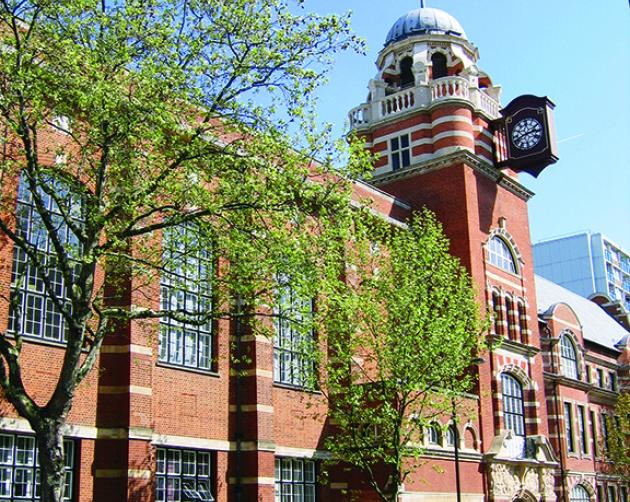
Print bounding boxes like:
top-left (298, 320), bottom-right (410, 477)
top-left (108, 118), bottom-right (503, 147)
top-left (431, 76), bottom-right (470, 101)
top-left (348, 76), bottom-right (501, 129)
top-left (381, 88), bottom-right (416, 118)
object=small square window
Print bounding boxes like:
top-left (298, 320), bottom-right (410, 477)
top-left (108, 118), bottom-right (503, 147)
top-left (390, 134), bottom-right (411, 171)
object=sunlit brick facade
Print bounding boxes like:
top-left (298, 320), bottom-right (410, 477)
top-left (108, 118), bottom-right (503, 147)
top-left (0, 5), bottom-right (628, 502)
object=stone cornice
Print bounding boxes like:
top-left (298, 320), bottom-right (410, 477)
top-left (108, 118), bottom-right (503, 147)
top-left (369, 149), bottom-right (534, 202)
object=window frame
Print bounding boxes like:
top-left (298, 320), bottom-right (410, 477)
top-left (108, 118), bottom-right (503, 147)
top-left (274, 457), bottom-right (317, 502)
top-left (559, 335), bottom-right (579, 380)
top-left (570, 485), bottom-right (591, 502)
top-left (155, 446), bottom-right (215, 502)
top-left (577, 405), bottom-right (588, 455)
top-left (159, 223), bottom-right (214, 372)
top-left (426, 424), bottom-right (441, 446)
top-left (390, 134), bottom-right (411, 171)
top-left (8, 173), bottom-right (83, 344)
top-left (564, 402), bottom-right (576, 454)
top-left (501, 373), bottom-right (525, 437)
top-left (487, 236), bottom-right (518, 274)
top-left (0, 432), bottom-right (76, 501)
top-left (273, 278), bottom-right (317, 389)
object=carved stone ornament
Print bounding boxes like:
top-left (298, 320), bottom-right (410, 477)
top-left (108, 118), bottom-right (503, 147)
top-left (542, 469), bottom-right (556, 497)
top-left (490, 463), bottom-right (519, 497)
top-left (523, 468), bottom-right (540, 496)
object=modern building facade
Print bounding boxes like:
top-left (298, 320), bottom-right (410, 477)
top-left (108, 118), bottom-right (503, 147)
top-left (533, 233), bottom-right (630, 314)
top-left (0, 5), bottom-right (628, 502)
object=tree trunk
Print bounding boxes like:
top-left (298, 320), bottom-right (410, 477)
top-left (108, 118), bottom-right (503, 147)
top-left (34, 418), bottom-right (66, 502)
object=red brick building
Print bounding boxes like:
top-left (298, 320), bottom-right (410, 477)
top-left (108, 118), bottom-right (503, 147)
top-left (0, 5), bottom-right (627, 502)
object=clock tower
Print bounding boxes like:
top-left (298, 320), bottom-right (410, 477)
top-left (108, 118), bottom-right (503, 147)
top-left (349, 6), bottom-right (559, 501)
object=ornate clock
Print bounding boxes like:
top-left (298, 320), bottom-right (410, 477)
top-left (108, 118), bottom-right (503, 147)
top-left (494, 95), bottom-right (559, 177)
top-left (511, 117), bottom-right (543, 150)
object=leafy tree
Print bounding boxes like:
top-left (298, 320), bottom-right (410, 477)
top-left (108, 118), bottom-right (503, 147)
top-left (606, 391), bottom-right (630, 483)
top-left (318, 210), bottom-right (485, 502)
top-left (0, 0), bottom-right (364, 500)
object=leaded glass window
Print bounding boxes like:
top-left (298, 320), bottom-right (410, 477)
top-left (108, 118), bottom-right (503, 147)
top-left (0, 433), bottom-right (75, 500)
top-left (488, 236), bottom-right (517, 273)
top-left (159, 224), bottom-right (213, 371)
top-left (273, 277), bottom-right (316, 388)
top-left (8, 173), bottom-right (82, 342)
top-left (155, 447), bottom-right (214, 502)
top-left (274, 458), bottom-right (316, 502)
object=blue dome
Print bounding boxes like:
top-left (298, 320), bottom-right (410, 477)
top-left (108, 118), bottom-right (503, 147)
top-left (385, 7), bottom-right (467, 46)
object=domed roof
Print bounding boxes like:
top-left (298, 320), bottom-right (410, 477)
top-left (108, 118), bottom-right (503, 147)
top-left (385, 7), bottom-right (467, 46)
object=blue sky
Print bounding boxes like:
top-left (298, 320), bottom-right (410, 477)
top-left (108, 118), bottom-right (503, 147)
top-left (306, 0), bottom-right (630, 251)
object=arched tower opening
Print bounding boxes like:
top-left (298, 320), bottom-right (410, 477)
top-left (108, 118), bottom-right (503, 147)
top-left (431, 52), bottom-right (448, 79)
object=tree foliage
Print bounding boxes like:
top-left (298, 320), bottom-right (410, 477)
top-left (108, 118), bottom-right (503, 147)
top-left (318, 210), bottom-right (485, 502)
top-left (606, 391), bottom-right (630, 484)
top-left (0, 0), bottom-right (365, 500)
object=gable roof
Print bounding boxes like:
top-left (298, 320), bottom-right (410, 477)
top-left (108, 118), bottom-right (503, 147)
top-left (535, 274), bottom-right (629, 351)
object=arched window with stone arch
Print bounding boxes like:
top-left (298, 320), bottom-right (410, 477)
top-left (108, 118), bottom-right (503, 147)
top-left (431, 52), bottom-right (448, 79)
top-left (501, 372), bottom-right (525, 437)
top-left (446, 424), bottom-right (457, 447)
top-left (560, 333), bottom-right (579, 380)
top-left (426, 423), bottom-right (441, 446)
top-left (487, 235), bottom-right (518, 274)
top-left (570, 484), bottom-right (591, 502)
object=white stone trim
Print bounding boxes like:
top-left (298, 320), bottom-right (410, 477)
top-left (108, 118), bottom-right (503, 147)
top-left (100, 344), bottom-right (153, 356)
top-left (432, 114), bottom-right (473, 127)
top-left (151, 433), bottom-right (231, 451)
top-left (485, 271), bottom-right (525, 291)
top-left (238, 368), bottom-right (273, 378)
top-left (229, 404), bottom-right (274, 413)
top-left (475, 140), bottom-right (493, 153)
top-left (228, 476), bottom-right (275, 485)
top-left (434, 145), bottom-right (475, 156)
top-left (274, 446), bottom-right (330, 459)
top-left (98, 385), bottom-right (152, 396)
top-left (433, 130), bottom-right (475, 143)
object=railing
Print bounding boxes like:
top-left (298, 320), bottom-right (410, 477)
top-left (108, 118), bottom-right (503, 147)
top-left (348, 77), bottom-right (501, 129)
top-left (478, 90), bottom-right (501, 118)
top-left (381, 88), bottom-right (415, 118)
top-left (431, 76), bottom-right (470, 101)
top-left (348, 104), bottom-right (371, 128)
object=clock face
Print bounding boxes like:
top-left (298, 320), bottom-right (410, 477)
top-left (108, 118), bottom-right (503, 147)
top-left (511, 117), bottom-right (543, 150)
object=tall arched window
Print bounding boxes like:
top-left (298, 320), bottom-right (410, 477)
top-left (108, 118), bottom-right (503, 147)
top-left (492, 291), bottom-right (503, 336)
top-left (560, 335), bottom-right (579, 380)
top-left (446, 425), bottom-right (457, 447)
top-left (570, 485), bottom-right (591, 502)
top-left (431, 52), bottom-right (448, 79)
top-left (400, 56), bottom-right (414, 88)
top-left (488, 236), bottom-right (517, 273)
top-left (427, 424), bottom-right (441, 445)
top-left (501, 373), bottom-right (525, 437)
